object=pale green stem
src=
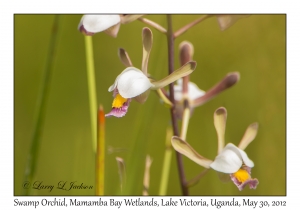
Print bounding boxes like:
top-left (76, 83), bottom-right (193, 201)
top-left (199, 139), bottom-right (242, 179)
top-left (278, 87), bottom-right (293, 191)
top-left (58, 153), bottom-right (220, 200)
top-left (143, 155), bottom-right (153, 196)
top-left (96, 105), bottom-right (105, 195)
top-left (180, 104), bottom-right (191, 141)
top-left (84, 36), bottom-right (97, 153)
top-left (23, 15), bottom-right (62, 195)
top-left (158, 126), bottom-right (173, 195)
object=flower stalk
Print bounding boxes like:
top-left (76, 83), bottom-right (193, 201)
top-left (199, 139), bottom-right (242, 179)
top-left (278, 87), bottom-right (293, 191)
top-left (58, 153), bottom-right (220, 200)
top-left (84, 35), bottom-right (97, 153)
top-left (158, 126), bottom-right (173, 195)
top-left (174, 15), bottom-right (211, 38)
top-left (166, 14), bottom-right (189, 196)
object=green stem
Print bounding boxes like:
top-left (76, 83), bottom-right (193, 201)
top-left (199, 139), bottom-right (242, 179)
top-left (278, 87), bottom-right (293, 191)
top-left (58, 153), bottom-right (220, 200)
top-left (23, 15), bottom-right (62, 195)
top-left (84, 36), bottom-right (97, 153)
top-left (180, 101), bottom-right (191, 140)
top-left (158, 126), bottom-right (173, 195)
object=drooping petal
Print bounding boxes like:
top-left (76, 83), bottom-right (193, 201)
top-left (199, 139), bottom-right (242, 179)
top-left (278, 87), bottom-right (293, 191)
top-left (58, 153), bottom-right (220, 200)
top-left (174, 79), bottom-right (205, 101)
top-left (151, 61), bottom-right (197, 89)
top-left (210, 143), bottom-right (254, 173)
top-left (104, 22), bottom-right (121, 37)
top-left (214, 107), bottom-right (227, 154)
top-left (216, 171), bottom-right (231, 182)
top-left (78, 15), bottom-right (121, 34)
top-left (171, 136), bottom-right (213, 168)
top-left (134, 89), bottom-right (150, 104)
top-left (109, 67), bottom-right (154, 98)
top-left (118, 48), bottom-right (133, 67)
top-left (141, 27), bottom-right (153, 75)
top-left (238, 123), bottom-right (259, 150)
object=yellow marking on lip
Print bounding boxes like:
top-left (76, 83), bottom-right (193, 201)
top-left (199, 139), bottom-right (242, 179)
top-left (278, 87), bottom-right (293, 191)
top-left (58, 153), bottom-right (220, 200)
top-left (112, 94), bottom-right (127, 108)
top-left (233, 169), bottom-right (250, 183)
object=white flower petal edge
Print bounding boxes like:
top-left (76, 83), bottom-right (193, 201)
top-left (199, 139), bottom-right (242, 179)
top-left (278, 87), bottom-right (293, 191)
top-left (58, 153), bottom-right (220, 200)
top-left (109, 67), bottom-right (154, 98)
top-left (174, 79), bottom-right (205, 101)
top-left (210, 143), bottom-right (254, 174)
top-left (80, 15), bottom-right (121, 33)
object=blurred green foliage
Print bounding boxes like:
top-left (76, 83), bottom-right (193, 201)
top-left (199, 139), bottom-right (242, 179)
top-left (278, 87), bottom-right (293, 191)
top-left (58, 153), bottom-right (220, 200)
top-left (14, 14), bottom-right (285, 195)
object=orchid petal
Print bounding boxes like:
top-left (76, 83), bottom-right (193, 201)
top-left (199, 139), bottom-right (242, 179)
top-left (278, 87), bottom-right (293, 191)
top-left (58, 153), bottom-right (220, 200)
top-left (104, 22), bottom-right (121, 38)
top-left (79, 15), bottom-right (120, 34)
top-left (141, 27), bottom-right (153, 75)
top-left (134, 89), bottom-right (150, 104)
top-left (118, 48), bottom-right (133, 67)
top-left (214, 107), bottom-right (227, 154)
top-left (216, 172), bottom-right (231, 182)
top-left (230, 174), bottom-right (259, 191)
top-left (110, 67), bottom-right (153, 98)
top-left (105, 99), bottom-right (131, 118)
top-left (174, 79), bottom-right (205, 101)
top-left (121, 15), bottom-right (144, 24)
top-left (210, 143), bottom-right (254, 173)
top-left (216, 15), bottom-right (249, 31)
top-left (179, 41), bottom-right (194, 66)
top-left (193, 72), bottom-right (240, 107)
top-left (238, 123), bottom-right (258, 150)
top-left (151, 61), bottom-right (197, 89)
top-left (171, 136), bottom-right (213, 168)
top-left (210, 144), bottom-right (242, 173)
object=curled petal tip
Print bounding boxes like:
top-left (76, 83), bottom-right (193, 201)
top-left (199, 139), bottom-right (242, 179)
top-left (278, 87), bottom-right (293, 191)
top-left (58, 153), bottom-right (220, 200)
top-left (225, 72), bottom-right (240, 88)
top-left (215, 107), bottom-right (227, 115)
top-left (251, 122), bottom-right (259, 129)
top-left (179, 41), bottom-right (194, 66)
top-left (142, 27), bottom-right (153, 51)
top-left (189, 61), bottom-right (197, 70)
top-left (142, 27), bottom-right (152, 34)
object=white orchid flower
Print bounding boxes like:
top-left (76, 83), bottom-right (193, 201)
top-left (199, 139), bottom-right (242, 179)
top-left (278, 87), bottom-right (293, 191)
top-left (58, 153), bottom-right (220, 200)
top-left (171, 107), bottom-right (259, 191)
top-left (174, 78), bottom-right (205, 101)
top-left (78, 14), bottom-right (143, 37)
top-left (105, 28), bottom-right (197, 118)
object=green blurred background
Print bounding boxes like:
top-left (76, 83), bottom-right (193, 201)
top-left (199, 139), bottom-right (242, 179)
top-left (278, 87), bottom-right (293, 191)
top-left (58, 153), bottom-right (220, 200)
top-left (14, 14), bottom-right (285, 196)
